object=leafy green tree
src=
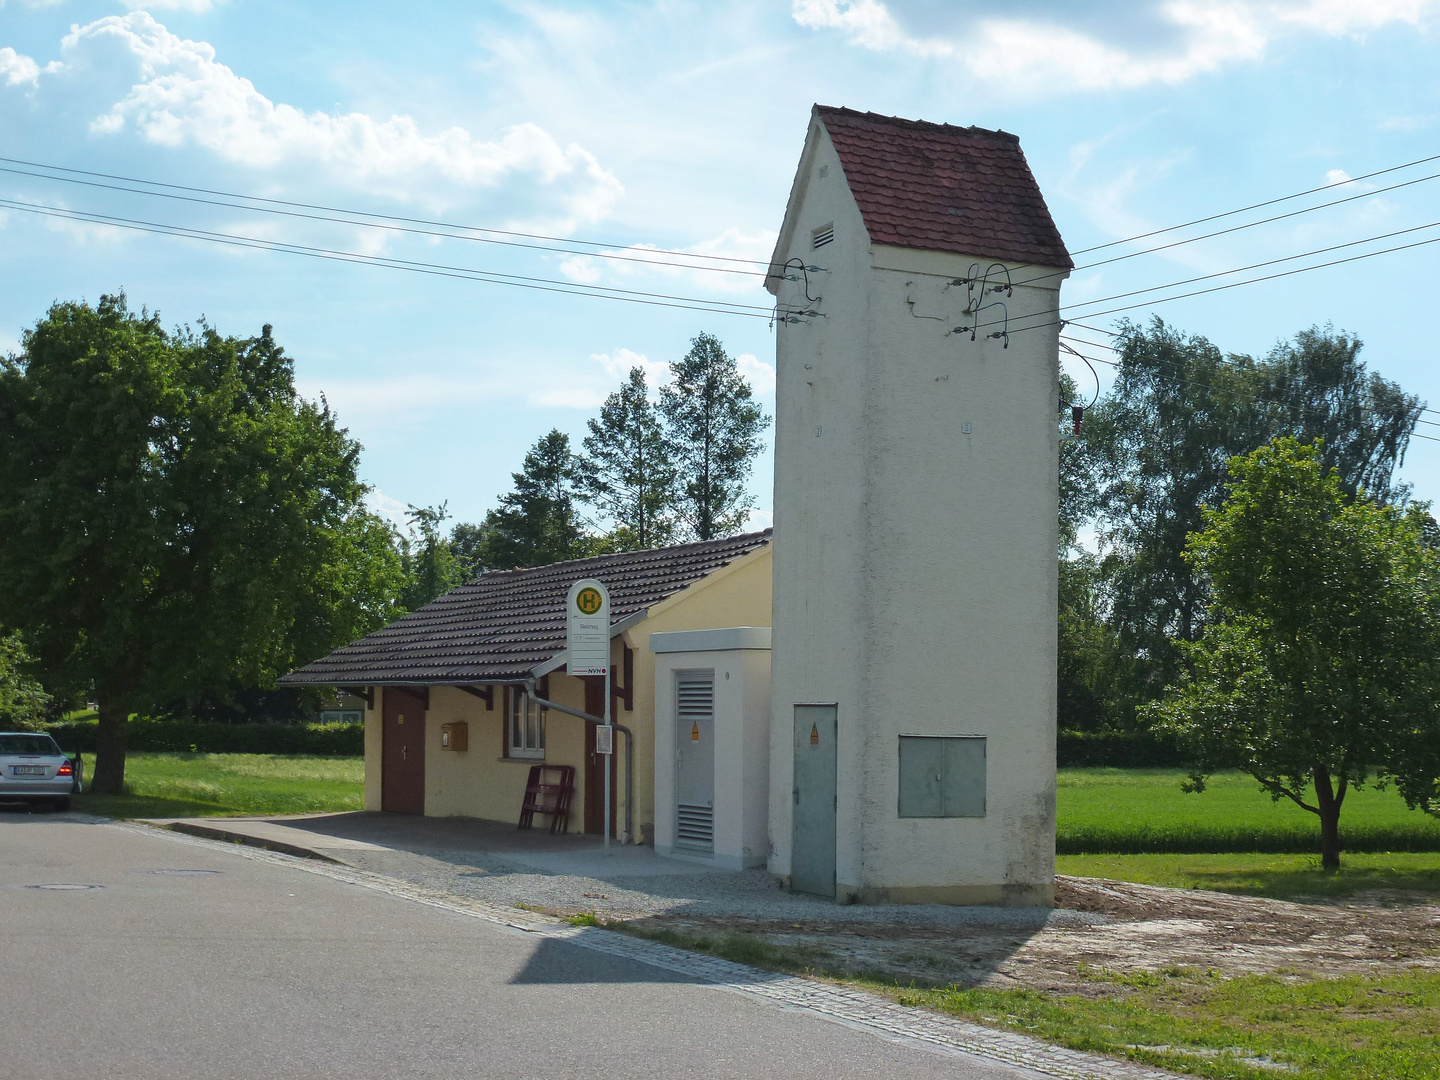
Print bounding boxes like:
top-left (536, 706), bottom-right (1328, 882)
top-left (1254, 326), bottom-right (1422, 503)
top-left (397, 503), bottom-right (468, 610)
top-left (578, 366), bottom-right (676, 551)
top-left (1086, 319), bottom-right (1419, 686)
top-left (1084, 321), bottom-right (1263, 681)
top-left (659, 333), bottom-right (770, 541)
top-left (0, 631), bottom-right (52, 731)
top-left (477, 429), bottom-right (588, 569)
top-left (1150, 438), bottom-right (1440, 868)
top-left (0, 295), bottom-right (403, 791)
top-left (1058, 372), bottom-right (1098, 556)
top-left (449, 520), bottom-right (486, 579)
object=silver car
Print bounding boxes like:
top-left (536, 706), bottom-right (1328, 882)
top-left (0, 732), bottom-right (83, 811)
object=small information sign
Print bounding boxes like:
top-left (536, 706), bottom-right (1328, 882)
top-left (566, 578), bottom-right (611, 677)
top-left (595, 725), bottom-right (614, 756)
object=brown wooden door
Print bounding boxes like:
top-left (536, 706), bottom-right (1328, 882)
top-left (582, 677), bottom-right (616, 836)
top-left (382, 688), bottom-right (426, 814)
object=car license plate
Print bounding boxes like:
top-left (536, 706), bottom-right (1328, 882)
top-left (13, 766), bottom-right (46, 776)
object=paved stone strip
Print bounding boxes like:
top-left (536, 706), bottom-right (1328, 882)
top-left (126, 822), bottom-right (1181, 1080)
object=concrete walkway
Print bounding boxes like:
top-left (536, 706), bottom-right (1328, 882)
top-left (145, 811), bottom-right (727, 877)
top-left (139, 812), bottom-right (1104, 933)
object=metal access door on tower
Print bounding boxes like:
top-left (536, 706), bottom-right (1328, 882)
top-left (674, 671), bottom-right (715, 852)
top-left (791, 703), bottom-right (837, 897)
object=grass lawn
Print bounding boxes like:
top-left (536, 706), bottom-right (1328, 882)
top-left (71, 752), bottom-right (363, 818)
top-left (1057, 851), bottom-right (1440, 900)
top-left (1057, 768), bottom-right (1440, 854)
top-left (897, 968), bottom-right (1440, 1080)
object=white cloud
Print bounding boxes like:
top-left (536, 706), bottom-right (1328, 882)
top-left (1324, 168), bottom-right (1355, 186)
top-left (591, 347), bottom-right (671, 386)
top-left (1276, 0), bottom-right (1436, 34)
top-left (50, 13), bottom-right (621, 225)
top-left (1379, 114), bottom-right (1437, 132)
top-left (0, 47), bottom-right (45, 86)
top-left (528, 347), bottom-right (674, 409)
top-left (41, 209), bottom-right (126, 244)
top-left (744, 507), bottom-right (774, 531)
top-left (792, 0), bottom-right (1439, 93)
top-left (298, 372), bottom-right (501, 427)
top-left (792, 0), bottom-right (954, 57)
top-left (737, 353), bottom-right (776, 394)
top-left (365, 490), bottom-right (409, 530)
top-left (530, 384), bottom-right (607, 409)
top-left (555, 227), bottom-right (777, 300)
top-left (559, 255), bottom-right (603, 284)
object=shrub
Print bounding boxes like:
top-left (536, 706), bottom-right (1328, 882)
top-left (44, 719), bottom-right (362, 756)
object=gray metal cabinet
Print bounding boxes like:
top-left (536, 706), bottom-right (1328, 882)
top-left (897, 735), bottom-right (986, 818)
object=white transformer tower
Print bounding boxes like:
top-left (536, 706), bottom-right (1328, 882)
top-left (766, 106), bottom-right (1072, 905)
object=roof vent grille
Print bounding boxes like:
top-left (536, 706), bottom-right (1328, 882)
top-left (811, 224), bottom-right (834, 250)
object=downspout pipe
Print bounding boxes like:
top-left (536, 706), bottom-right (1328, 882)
top-left (524, 681), bottom-right (633, 846)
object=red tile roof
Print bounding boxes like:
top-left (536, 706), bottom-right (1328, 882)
top-left (816, 105), bottom-right (1072, 270)
top-left (280, 530), bottom-right (772, 686)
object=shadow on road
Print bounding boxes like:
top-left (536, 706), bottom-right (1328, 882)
top-left (508, 936), bottom-right (706, 986)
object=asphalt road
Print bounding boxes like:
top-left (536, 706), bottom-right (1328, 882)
top-left (1, 815), bottom-right (1040, 1080)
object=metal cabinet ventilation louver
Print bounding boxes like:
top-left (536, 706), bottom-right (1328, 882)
top-left (675, 672), bottom-right (715, 851)
top-left (676, 674), bottom-right (714, 722)
top-left (811, 224), bottom-right (834, 249)
top-left (676, 804), bottom-right (714, 847)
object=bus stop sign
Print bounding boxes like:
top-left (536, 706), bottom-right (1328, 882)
top-left (566, 578), bottom-right (610, 676)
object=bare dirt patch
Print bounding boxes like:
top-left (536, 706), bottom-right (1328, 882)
top-left (623, 875), bottom-right (1440, 994)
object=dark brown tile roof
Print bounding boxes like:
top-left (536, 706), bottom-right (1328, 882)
top-left (816, 105), bottom-right (1072, 270)
top-left (280, 530), bottom-right (772, 687)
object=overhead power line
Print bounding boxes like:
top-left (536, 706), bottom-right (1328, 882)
top-left (6, 147), bottom-right (1439, 291)
top-left (0, 161), bottom-right (771, 279)
top-left (7, 155), bottom-right (1438, 415)
top-left (1062, 219), bottom-right (1440, 315)
top-left (1069, 150), bottom-right (1440, 257)
top-left (1056, 336), bottom-right (1440, 444)
top-left (994, 166), bottom-right (1440, 296)
top-left (0, 199), bottom-right (779, 321)
top-left (960, 229), bottom-right (1440, 341)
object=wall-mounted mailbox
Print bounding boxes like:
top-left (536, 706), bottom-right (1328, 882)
top-left (440, 722), bottom-right (468, 752)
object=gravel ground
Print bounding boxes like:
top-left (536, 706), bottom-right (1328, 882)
top-left (335, 845), bottom-right (1110, 929)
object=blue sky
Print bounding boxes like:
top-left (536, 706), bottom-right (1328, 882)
top-left (3, 0), bottom-right (1438, 535)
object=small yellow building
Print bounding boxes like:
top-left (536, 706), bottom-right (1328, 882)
top-left (282, 531), bottom-right (772, 848)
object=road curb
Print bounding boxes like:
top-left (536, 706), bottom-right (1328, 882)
top-left (142, 819), bottom-right (345, 864)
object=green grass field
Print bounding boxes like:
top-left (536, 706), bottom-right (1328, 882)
top-left (897, 968), bottom-right (1440, 1080)
top-left (1057, 768), bottom-right (1440, 854)
top-left (1057, 851), bottom-right (1440, 899)
top-left (71, 752), bottom-right (363, 818)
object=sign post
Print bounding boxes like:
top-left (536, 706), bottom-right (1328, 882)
top-left (566, 579), bottom-right (612, 848)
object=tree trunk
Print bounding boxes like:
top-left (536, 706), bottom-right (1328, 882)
top-left (91, 692), bottom-right (129, 796)
top-left (1313, 767), bottom-right (1342, 871)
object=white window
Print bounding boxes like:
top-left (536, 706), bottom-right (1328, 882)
top-left (508, 689), bottom-right (545, 759)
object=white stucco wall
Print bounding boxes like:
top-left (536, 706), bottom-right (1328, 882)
top-left (652, 630), bottom-right (772, 870)
top-left (767, 117), bottom-right (1064, 905)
